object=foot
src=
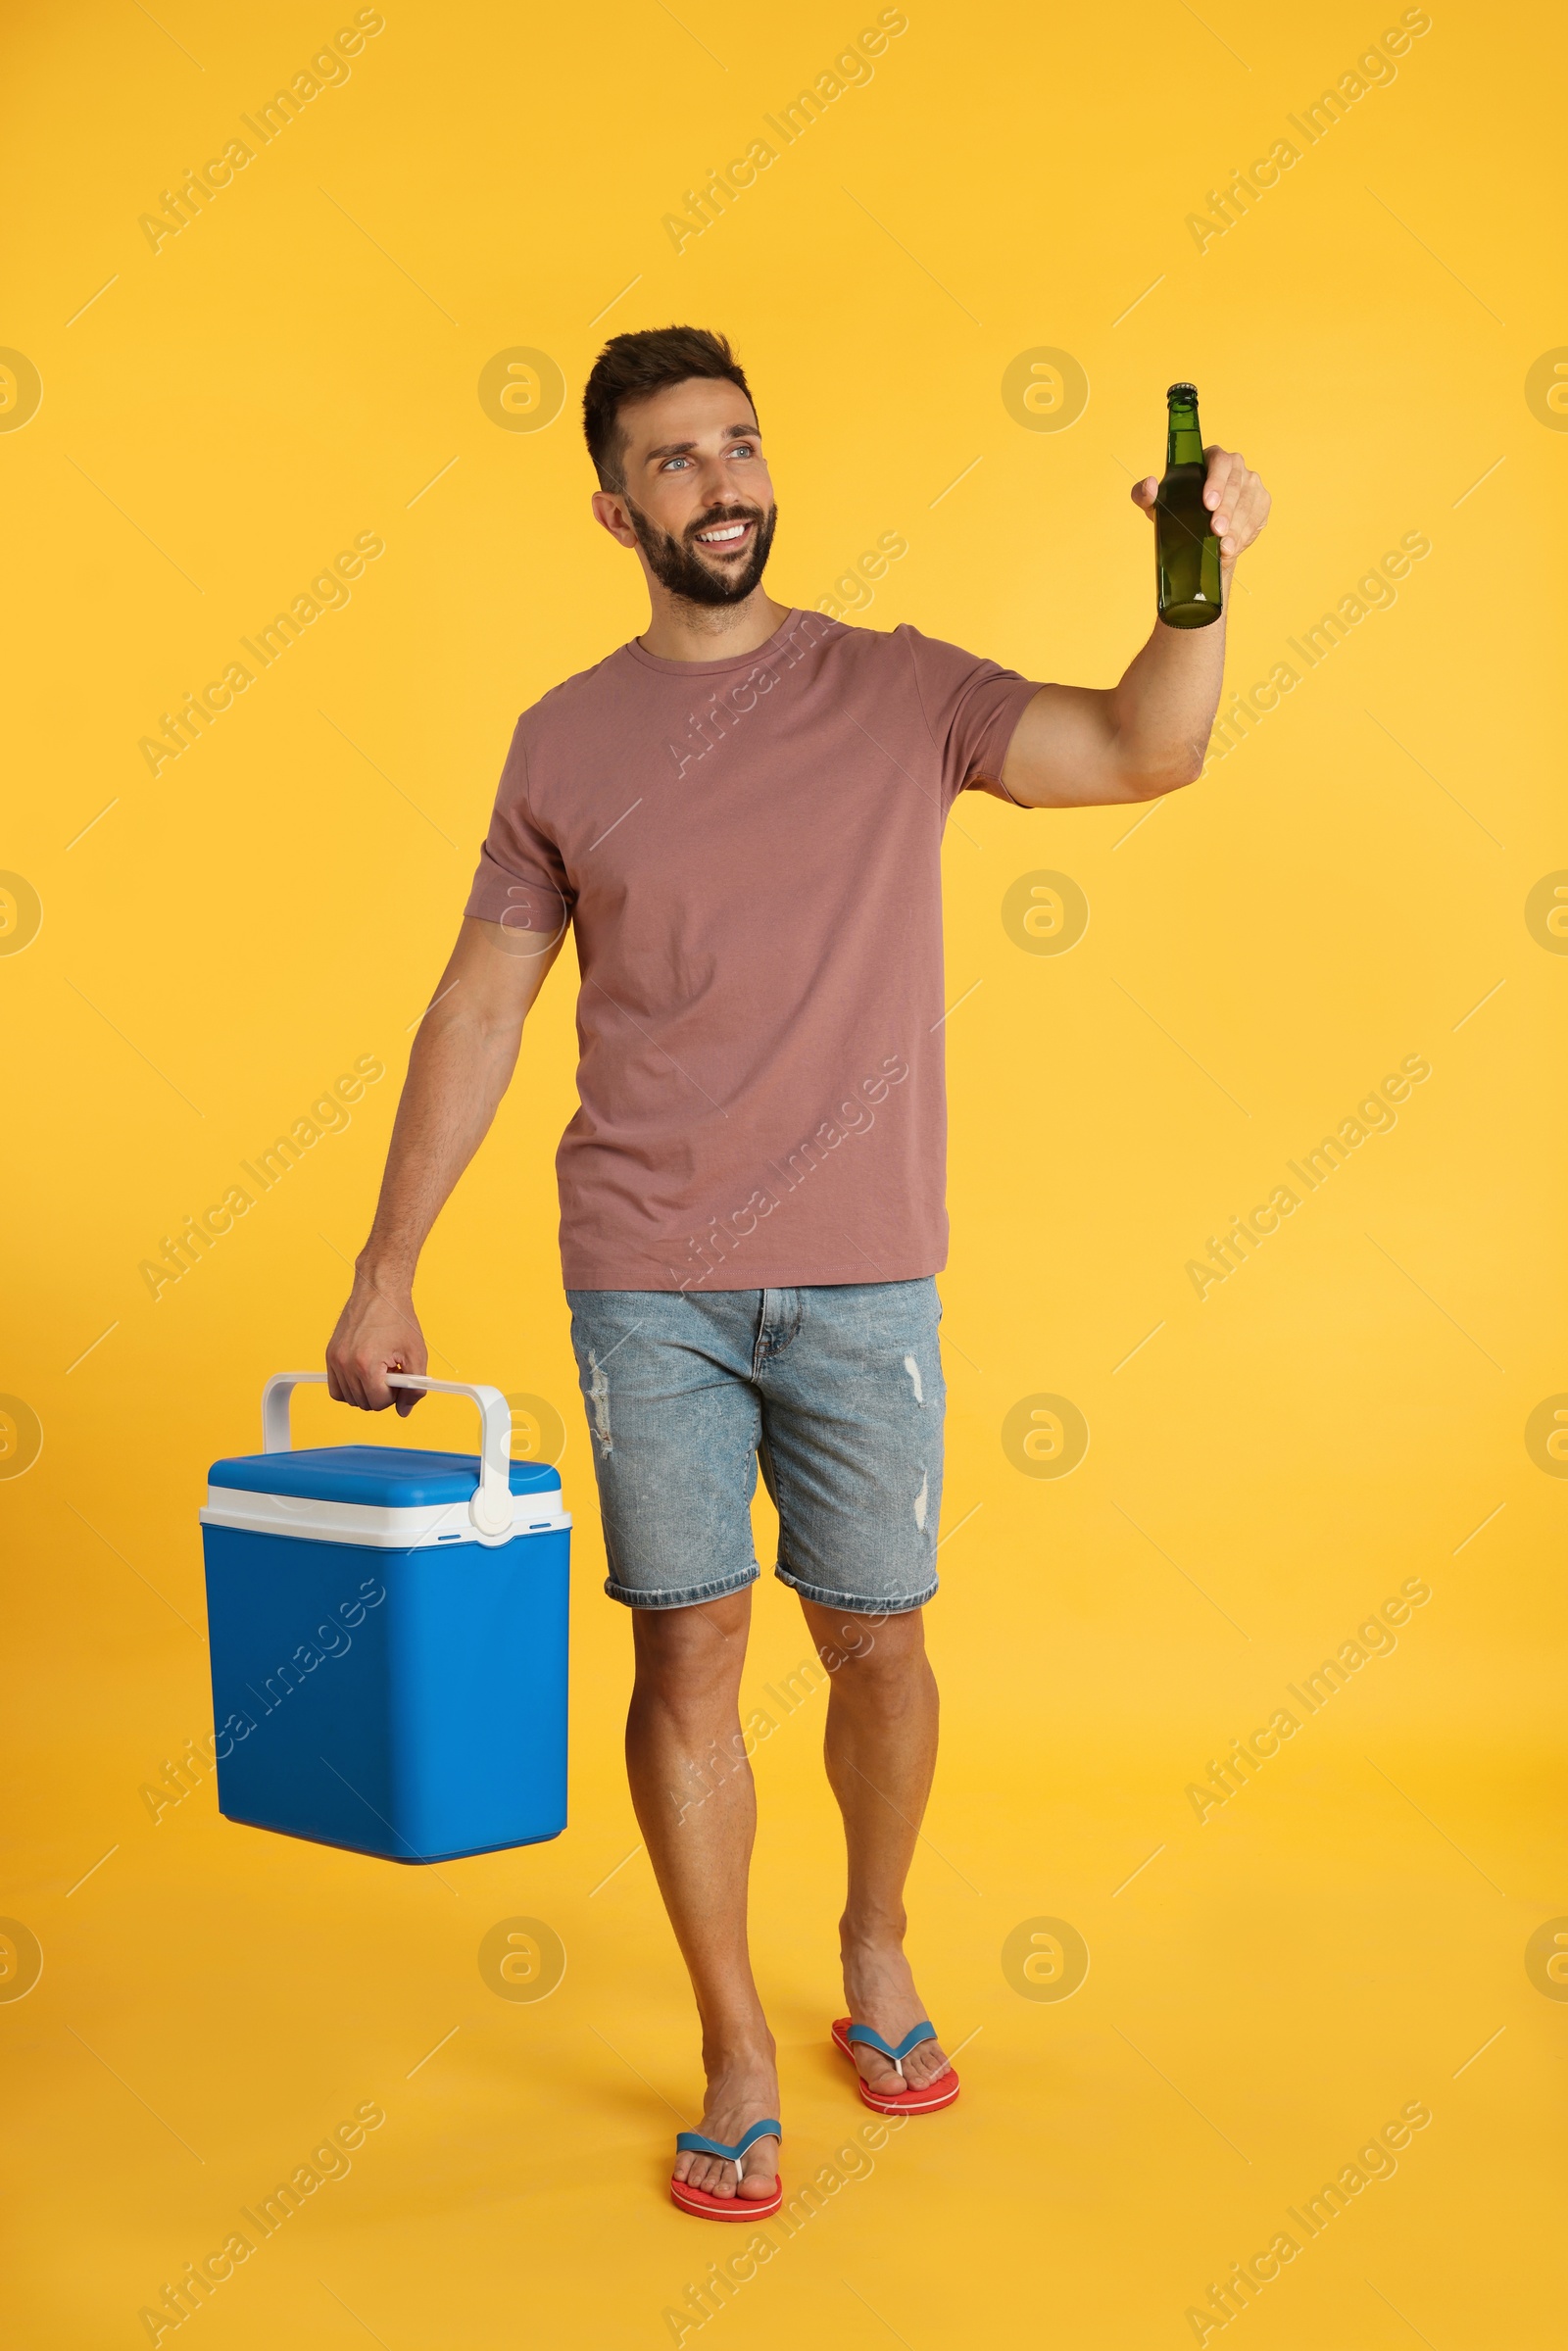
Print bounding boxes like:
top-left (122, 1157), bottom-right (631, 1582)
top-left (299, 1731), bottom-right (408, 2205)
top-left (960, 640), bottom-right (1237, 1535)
top-left (670, 2048), bottom-right (781, 2202)
top-left (842, 1937), bottom-right (952, 2098)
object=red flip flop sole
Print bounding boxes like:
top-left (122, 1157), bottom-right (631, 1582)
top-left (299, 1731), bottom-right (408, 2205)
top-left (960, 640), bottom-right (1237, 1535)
top-left (670, 2176), bottom-right (782, 2222)
top-left (830, 2019), bottom-right (960, 2114)
top-left (853, 2073), bottom-right (959, 2115)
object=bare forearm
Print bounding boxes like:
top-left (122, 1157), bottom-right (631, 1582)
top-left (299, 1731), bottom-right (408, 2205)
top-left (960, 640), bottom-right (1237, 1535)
top-left (1111, 441), bottom-right (1268, 789)
top-left (356, 1004), bottom-right (521, 1291)
top-left (327, 916), bottom-right (562, 1410)
top-left (1107, 609), bottom-right (1228, 791)
top-left (999, 615), bottom-right (1227, 809)
top-left (1001, 441), bottom-right (1267, 810)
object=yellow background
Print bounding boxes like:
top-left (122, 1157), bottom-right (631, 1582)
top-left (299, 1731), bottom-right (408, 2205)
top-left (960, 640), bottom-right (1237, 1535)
top-left (5, 0), bottom-right (1564, 2342)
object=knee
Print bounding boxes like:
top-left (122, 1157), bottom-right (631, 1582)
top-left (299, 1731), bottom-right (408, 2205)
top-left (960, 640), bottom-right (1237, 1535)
top-left (633, 1592), bottom-right (749, 1707)
top-left (816, 1608), bottom-right (928, 1696)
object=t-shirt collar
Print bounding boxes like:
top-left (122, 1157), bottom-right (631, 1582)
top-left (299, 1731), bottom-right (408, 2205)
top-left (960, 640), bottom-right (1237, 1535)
top-left (621, 608), bottom-right (808, 677)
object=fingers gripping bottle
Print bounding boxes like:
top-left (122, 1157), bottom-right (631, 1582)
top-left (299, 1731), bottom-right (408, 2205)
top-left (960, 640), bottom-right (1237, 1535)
top-left (1155, 381), bottom-right (1223, 628)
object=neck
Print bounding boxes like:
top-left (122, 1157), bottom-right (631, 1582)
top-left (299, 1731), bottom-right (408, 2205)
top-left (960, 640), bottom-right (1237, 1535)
top-left (1168, 406), bottom-right (1203, 465)
top-left (638, 582), bottom-right (793, 663)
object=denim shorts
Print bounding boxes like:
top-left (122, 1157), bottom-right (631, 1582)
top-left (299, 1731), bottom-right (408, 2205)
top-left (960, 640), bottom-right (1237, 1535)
top-left (564, 1280), bottom-right (945, 1615)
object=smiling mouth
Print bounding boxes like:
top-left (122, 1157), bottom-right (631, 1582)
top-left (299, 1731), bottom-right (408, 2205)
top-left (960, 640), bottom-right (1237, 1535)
top-left (692, 518), bottom-right (754, 552)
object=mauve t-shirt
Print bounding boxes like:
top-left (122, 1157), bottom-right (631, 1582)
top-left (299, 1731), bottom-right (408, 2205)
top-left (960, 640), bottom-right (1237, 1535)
top-left (465, 608), bottom-right (1040, 1291)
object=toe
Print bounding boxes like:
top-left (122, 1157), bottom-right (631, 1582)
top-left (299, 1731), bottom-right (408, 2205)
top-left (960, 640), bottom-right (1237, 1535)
top-left (854, 2048), bottom-right (898, 2094)
top-left (739, 2138), bottom-right (779, 2195)
top-left (906, 2040), bottom-right (952, 2088)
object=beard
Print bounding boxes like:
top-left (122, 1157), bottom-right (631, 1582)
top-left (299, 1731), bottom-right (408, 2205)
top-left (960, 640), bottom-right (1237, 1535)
top-left (624, 496), bottom-right (778, 607)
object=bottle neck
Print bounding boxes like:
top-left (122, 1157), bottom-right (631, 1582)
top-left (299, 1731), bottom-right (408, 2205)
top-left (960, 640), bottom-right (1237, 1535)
top-left (1167, 404), bottom-right (1203, 466)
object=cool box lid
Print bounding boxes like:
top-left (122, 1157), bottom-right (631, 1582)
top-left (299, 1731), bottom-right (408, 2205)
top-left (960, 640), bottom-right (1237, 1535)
top-left (208, 1445), bottom-right (561, 1508)
top-left (202, 1445), bottom-right (569, 1551)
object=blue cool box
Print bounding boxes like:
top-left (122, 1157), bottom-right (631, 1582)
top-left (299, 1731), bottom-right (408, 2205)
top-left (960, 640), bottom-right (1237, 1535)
top-left (200, 1373), bottom-right (571, 1863)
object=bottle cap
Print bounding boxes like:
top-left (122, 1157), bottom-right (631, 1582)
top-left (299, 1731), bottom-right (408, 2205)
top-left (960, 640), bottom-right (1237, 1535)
top-left (1166, 381), bottom-right (1199, 402)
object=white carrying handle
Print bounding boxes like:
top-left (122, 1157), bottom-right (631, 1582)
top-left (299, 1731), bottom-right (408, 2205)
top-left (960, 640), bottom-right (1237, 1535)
top-left (260, 1371), bottom-right (515, 1540)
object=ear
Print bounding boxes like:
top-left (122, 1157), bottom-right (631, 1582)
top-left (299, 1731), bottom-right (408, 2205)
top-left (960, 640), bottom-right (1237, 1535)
top-left (591, 489), bottom-right (638, 549)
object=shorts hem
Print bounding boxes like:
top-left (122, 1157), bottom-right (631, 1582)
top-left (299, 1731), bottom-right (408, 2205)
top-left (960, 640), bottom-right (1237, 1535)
top-left (772, 1563), bottom-right (938, 1616)
top-left (604, 1564), bottom-right (760, 1612)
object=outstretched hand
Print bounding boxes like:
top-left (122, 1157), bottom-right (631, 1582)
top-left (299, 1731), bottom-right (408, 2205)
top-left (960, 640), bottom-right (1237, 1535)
top-left (1131, 446), bottom-right (1271, 571)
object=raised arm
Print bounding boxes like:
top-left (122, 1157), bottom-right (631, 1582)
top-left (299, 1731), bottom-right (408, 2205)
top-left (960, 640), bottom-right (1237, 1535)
top-left (326, 914), bottom-right (565, 1413)
top-left (999, 446), bottom-right (1270, 809)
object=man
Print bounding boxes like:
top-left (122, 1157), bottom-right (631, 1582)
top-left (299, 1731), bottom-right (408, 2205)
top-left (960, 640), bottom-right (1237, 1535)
top-left (326, 325), bottom-right (1269, 2216)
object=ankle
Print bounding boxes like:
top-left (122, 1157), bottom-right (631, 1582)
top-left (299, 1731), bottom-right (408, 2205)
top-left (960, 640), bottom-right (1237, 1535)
top-left (699, 2027), bottom-right (776, 2079)
top-left (840, 1913), bottom-right (908, 1961)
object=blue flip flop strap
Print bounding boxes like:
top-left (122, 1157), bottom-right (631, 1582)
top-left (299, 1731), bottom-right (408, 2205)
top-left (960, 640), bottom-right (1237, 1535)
top-left (845, 2021), bottom-right (937, 2064)
top-left (675, 2119), bottom-right (783, 2162)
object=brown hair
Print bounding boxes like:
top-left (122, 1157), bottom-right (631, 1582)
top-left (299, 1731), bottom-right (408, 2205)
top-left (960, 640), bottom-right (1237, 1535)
top-left (582, 325), bottom-right (755, 492)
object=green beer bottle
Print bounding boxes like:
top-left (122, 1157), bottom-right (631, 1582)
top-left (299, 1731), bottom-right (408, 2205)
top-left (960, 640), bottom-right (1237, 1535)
top-left (1155, 381), bottom-right (1222, 628)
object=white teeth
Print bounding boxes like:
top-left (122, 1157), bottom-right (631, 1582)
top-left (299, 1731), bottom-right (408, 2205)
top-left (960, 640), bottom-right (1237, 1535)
top-left (698, 523), bottom-right (747, 543)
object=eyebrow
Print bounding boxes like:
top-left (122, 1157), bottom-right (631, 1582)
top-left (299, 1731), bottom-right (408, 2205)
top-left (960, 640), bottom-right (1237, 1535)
top-left (643, 425), bottom-right (760, 461)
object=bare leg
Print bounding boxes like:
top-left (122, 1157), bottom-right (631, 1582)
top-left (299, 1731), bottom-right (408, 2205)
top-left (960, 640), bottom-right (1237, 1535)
top-left (626, 1590), bottom-right (780, 2200)
top-left (799, 1597), bottom-right (953, 2097)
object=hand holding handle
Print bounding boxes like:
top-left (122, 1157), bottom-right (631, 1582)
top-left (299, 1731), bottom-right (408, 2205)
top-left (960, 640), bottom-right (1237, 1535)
top-left (260, 1371), bottom-right (514, 1539)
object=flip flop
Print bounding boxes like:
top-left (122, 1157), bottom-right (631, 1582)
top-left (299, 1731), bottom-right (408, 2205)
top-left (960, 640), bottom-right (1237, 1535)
top-left (670, 2118), bottom-right (783, 2221)
top-left (831, 2019), bottom-right (959, 2116)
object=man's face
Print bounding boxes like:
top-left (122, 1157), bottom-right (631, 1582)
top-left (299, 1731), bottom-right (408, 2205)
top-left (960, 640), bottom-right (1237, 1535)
top-left (592, 377), bottom-right (777, 607)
